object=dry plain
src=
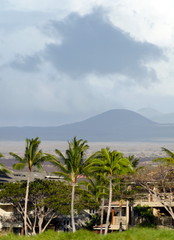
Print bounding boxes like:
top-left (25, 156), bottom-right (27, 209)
top-left (0, 141), bottom-right (174, 166)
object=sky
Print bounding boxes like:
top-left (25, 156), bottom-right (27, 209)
top-left (1, 0), bottom-right (174, 126)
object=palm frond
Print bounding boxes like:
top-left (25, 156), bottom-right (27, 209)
top-left (13, 163), bottom-right (25, 170)
top-left (162, 147), bottom-right (174, 158)
top-left (154, 147), bottom-right (174, 165)
top-left (0, 163), bottom-right (10, 173)
top-left (9, 152), bottom-right (24, 163)
top-left (55, 149), bottom-right (66, 160)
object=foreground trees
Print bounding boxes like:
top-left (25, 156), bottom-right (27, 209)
top-left (134, 147), bottom-right (174, 221)
top-left (0, 179), bottom-right (98, 234)
top-left (9, 137), bottom-right (45, 235)
top-left (135, 164), bottom-right (174, 220)
top-left (88, 148), bottom-right (133, 234)
top-left (80, 172), bottom-right (108, 234)
top-left (46, 137), bottom-right (96, 232)
top-left (2, 137), bottom-right (174, 234)
top-left (0, 180), bottom-right (71, 234)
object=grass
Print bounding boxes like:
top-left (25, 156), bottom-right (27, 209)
top-left (0, 228), bottom-right (174, 240)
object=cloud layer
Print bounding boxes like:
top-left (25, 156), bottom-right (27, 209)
top-left (0, 2), bottom-right (174, 127)
top-left (11, 9), bottom-right (164, 84)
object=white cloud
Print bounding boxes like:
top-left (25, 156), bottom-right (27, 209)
top-left (106, 0), bottom-right (174, 47)
top-left (3, 1), bottom-right (174, 47)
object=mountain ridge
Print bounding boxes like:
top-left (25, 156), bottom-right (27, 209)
top-left (137, 108), bottom-right (174, 124)
top-left (0, 109), bottom-right (174, 142)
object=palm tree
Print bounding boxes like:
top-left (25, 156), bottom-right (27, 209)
top-left (89, 148), bottom-right (133, 234)
top-left (0, 153), bottom-right (10, 174)
top-left (46, 137), bottom-right (93, 232)
top-left (128, 155), bottom-right (140, 169)
top-left (9, 137), bottom-right (45, 235)
top-left (80, 172), bottom-right (109, 234)
top-left (155, 147), bottom-right (174, 165)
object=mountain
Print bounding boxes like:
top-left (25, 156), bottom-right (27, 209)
top-left (1, 109), bottom-right (174, 142)
top-left (137, 108), bottom-right (174, 124)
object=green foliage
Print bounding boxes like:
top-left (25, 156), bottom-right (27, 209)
top-left (80, 175), bottom-right (109, 203)
top-left (0, 179), bottom-right (98, 230)
top-left (46, 137), bottom-right (90, 183)
top-left (134, 205), bottom-right (157, 227)
top-left (46, 137), bottom-right (96, 232)
top-left (89, 148), bottom-right (133, 177)
top-left (88, 147), bottom-right (133, 234)
top-left (29, 179), bottom-right (72, 215)
top-left (154, 147), bottom-right (174, 165)
top-left (1, 228), bottom-right (174, 240)
top-left (75, 186), bottom-right (99, 213)
top-left (10, 137), bottom-right (44, 172)
top-left (0, 152), bottom-right (10, 174)
top-left (84, 214), bottom-right (101, 230)
top-left (128, 155), bottom-right (140, 169)
top-left (0, 181), bottom-right (26, 200)
top-left (0, 180), bottom-right (72, 215)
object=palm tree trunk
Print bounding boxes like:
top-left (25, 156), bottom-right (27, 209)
top-left (24, 172), bottom-right (30, 235)
top-left (119, 200), bottom-right (123, 231)
top-left (100, 196), bottom-right (105, 234)
top-left (71, 183), bottom-right (76, 232)
top-left (105, 177), bottom-right (112, 235)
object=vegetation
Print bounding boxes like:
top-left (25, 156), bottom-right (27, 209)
top-left (0, 179), bottom-right (98, 234)
top-left (80, 172), bottom-right (108, 234)
top-left (0, 180), bottom-right (71, 234)
top-left (88, 148), bottom-right (133, 234)
top-left (45, 137), bottom-right (96, 232)
top-left (0, 228), bottom-right (174, 240)
top-left (134, 205), bottom-right (157, 227)
top-left (134, 147), bottom-right (174, 220)
top-left (0, 152), bottom-right (10, 174)
top-left (9, 137), bottom-right (46, 235)
top-left (1, 138), bottom-right (174, 237)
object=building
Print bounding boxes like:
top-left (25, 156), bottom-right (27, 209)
top-left (93, 193), bottom-right (174, 232)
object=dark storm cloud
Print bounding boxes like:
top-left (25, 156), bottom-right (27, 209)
top-left (42, 9), bottom-right (164, 80)
top-left (9, 9), bottom-right (164, 81)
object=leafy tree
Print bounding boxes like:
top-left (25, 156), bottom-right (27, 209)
top-left (9, 137), bottom-right (45, 235)
top-left (29, 179), bottom-right (72, 233)
top-left (134, 205), bottom-right (157, 227)
top-left (0, 181), bottom-right (27, 232)
top-left (0, 180), bottom-right (72, 234)
top-left (134, 164), bottom-right (174, 220)
top-left (74, 186), bottom-right (99, 214)
top-left (88, 148), bottom-right (133, 234)
top-left (80, 172), bottom-right (109, 234)
top-left (46, 137), bottom-right (95, 232)
top-left (0, 178), bottom-right (98, 234)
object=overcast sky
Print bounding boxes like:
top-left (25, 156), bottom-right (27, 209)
top-left (0, 0), bottom-right (174, 126)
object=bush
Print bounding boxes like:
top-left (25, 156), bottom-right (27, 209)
top-left (134, 205), bottom-right (157, 227)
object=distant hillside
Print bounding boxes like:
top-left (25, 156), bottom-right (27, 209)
top-left (137, 108), bottom-right (174, 124)
top-left (1, 109), bottom-right (174, 142)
